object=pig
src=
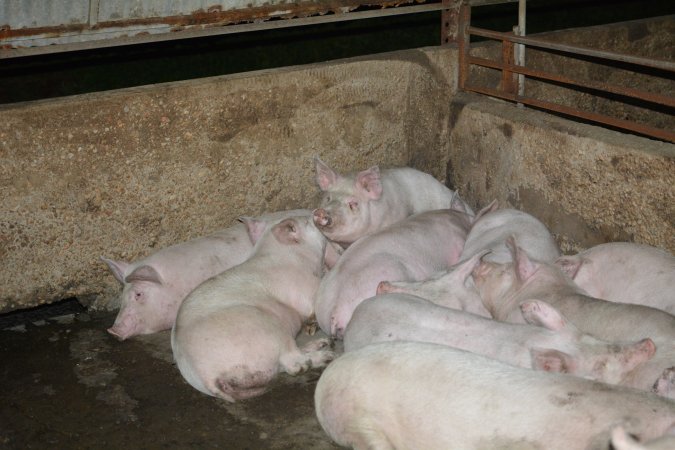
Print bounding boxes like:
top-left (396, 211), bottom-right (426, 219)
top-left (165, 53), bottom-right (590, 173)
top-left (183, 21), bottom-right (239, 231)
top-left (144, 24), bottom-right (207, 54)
top-left (314, 209), bottom-right (473, 338)
top-left (376, 251), bottom-right (492, 317)
top-left (344, 293), bottom-right (656, 385)
top-left (461, 200), bottom-right (560, 264)
top-left (312, 156), bottom-right (473, 247)
top-left (102, 209), bottom-right (330, 340)
top-left (315, 341), bottom-right (675, 450)
top-left (611, 425), bottom-right (675, 450)
top-left (555, 242), bottom-right (675, 315)
top-left (171, 214), bottom-right (335, 401)
top-left (375, 201), bottom-right (560, 316)
top-left (472, 238), bottom-right (675, 397)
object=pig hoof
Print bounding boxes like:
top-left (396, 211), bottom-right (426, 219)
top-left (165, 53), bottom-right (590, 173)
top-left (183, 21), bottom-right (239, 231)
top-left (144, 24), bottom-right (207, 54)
top-left (302, 337), bottom-right (332, 352)
top-left (303, 321), bottom-right (318, 336)
top-left (652, 367), bottom-right (675, 397)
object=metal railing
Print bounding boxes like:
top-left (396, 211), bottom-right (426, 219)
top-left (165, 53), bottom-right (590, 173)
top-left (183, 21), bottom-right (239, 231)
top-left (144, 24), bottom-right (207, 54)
top-left (455, 2), bottom-right (675, 143)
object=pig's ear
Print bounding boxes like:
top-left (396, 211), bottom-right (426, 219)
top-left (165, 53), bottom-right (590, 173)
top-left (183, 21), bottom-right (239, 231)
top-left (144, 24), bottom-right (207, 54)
top-left (101, 257), bottom-right (130, 284)
top-left (610, 426), bottom-right (641, 450)
top-left (554, 256), bottom-right (583, 280)
top-left (356, 165), bottom-right (382, 200)
top-left (455, 250), bottom-right (490, 282)
top-left (471, 199), bottom-right (498, 224)
top-left (530, 348), bottom-right (577, 374)
top-left (507, 237), bottom-right (538, 282)
top-left (272, 219), bottom-right (301, 245)
top-left (125, 265), bottom-right (163, 284)
top-left (519, 300), bottom-right (566, 331)
top-left (239, 217), bottom-right (267, 244)
top-left (314, 157), bottom-right (339, 191)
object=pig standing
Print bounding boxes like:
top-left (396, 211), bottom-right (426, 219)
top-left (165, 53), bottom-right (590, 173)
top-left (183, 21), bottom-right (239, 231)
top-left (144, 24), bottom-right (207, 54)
top-left (314, 209), bottom-right (472, 338)
top-left (344, 293), bottom-right (655, 385)
top-left (312, 157), bottom-right (473, 247)
top-left (376, 202), bottom-right (560, 316)
top-left (555, 242), bottom-right (675, 315)
top-left (171, 215), bottom-right (334, 401)
top-left (472, 239), bottom-right (675, 397)
top-left (315, 341), bottom-right (675, 450)
top-left (102, 209), bottom-right (309, 340)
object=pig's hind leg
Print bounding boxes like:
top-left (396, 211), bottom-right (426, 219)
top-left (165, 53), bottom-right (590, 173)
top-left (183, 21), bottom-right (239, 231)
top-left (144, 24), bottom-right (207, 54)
top-left (280, 338), bottom-right (335, 375)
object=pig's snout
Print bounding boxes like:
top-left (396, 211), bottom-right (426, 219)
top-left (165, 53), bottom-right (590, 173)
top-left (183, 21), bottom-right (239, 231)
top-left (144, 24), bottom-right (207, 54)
top-left (313, 208), bottom-right (333, 229)
top-left (107, 326), bottom-right (130, 341)
top-left (107, 315), bottom-right (137, 341)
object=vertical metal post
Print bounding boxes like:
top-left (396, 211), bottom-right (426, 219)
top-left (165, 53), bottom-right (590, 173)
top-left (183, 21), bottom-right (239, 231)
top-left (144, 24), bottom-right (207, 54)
top-left (457, 3), bottom-right (471, 90)
top-left (501, 36), bottom-right (515, 94)
top-left (516, 0), bottom-right (526, 106)
top-left (441, 0), bottom-right (462, 45)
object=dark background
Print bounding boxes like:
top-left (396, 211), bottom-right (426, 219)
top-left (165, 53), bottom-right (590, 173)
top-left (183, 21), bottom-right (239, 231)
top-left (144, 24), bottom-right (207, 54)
top-left (0, 0), bottom-right (673, 104)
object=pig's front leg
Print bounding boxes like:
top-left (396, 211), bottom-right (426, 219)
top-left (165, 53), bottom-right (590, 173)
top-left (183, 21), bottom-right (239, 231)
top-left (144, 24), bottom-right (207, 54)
top-left (280, 338), bottom-right (335, 375)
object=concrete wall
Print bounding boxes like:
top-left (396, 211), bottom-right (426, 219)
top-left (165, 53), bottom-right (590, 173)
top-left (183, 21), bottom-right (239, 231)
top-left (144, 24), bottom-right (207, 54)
top-left (0, 48), bottom-right (456, 313)
top-left (1, 16), bottom-right (673, 314)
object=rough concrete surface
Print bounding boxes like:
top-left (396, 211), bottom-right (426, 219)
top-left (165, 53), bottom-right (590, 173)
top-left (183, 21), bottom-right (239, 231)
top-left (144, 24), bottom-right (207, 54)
top-left (0, 309), bottom-right (341, 449)
top-left (448, 92), bottom-right (674, 254)
top-left (0, 47), bottom-right (455, 313)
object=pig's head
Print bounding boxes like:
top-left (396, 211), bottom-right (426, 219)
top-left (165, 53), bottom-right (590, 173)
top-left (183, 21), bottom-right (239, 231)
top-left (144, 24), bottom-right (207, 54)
top-left (312, 157), bottom-right (383, 247)
top-left (102, 257), bottom-right (175, 340)
top-left (377, 251), bottom-right (490, 316)
top-left (269, 215), bottom-right (327, 261)
top-left (520, 300), bottom-right (657, 385)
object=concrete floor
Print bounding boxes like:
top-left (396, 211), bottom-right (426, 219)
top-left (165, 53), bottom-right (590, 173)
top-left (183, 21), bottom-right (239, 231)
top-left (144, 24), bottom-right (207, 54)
top-left (0, 305), bottom-right (340, 449)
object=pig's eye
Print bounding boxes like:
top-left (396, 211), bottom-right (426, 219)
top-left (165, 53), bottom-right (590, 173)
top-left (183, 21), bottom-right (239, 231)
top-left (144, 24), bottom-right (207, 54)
top-left (348, 200), bottom-right (358, 211)
top-left (134, 291), bottom-right (144, 302)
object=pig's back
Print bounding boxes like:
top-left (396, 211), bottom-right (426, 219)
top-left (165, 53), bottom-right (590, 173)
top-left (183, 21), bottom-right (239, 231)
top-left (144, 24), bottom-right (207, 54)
top-left (315, 342), bottom-right (675, 450)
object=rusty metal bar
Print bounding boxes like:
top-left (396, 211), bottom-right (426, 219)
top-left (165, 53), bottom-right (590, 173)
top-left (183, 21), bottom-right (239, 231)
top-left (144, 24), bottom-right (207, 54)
top-left (465, 83), bottom-right (675, 143)
top-left (457, 3), bottom-right (472, 90)
top-left (500, 35), bottom-right (516, 94)
top-left (1, 3), bottom-right (447, 59)
top-left (468, 55), bottom-right (675, 108)
top-left (468, 26), bottom-right (675, 72)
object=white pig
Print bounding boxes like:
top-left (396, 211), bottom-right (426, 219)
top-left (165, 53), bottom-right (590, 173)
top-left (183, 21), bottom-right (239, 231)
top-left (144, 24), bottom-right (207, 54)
top-left (461, 200), bottom-right (560, 264)
top-left (101, 209), bottom-right (337, 340)
top-left (555, 242), bottom-right (675, 315)
top-left (376, 251), bottom-right (492, 317)
top-left (314, 209), bottom-right (472, 338)
top-left (375, 202), bottom-right (560, 316)
top-left (344, 293), bottom-right (656, 385)
top-left (472, 238), bottom-right (675, 397)
top-left (315, 341), bottom-right (675, 450)
top-left (312, 157), bottom-right (473, 247)
top-left (171, 215), bottom-right (334, 401)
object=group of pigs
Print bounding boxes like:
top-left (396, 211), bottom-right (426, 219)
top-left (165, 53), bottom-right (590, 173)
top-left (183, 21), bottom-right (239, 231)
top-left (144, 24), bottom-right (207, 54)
top-left (102, 158), bottom-right (675, 450)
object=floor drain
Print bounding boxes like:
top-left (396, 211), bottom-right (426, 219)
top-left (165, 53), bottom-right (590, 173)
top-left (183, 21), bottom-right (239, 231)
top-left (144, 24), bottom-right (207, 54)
top-left (0, 298), bottom-right (85, 329)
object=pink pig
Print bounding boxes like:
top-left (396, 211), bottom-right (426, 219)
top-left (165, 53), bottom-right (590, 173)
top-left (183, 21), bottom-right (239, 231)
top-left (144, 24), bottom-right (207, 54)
top-left (376, 202), bottom-right (560, 317)
top-left (312, 157), bottom-right (473, 247)
top-left (102, 209), bottom-right (311, 340)
top-left (314, 209), bottom-right (472, 338)
top-left (315, 341), bottom-right (675, 450)
top-left (344, 293), bottom-right (655, 385)
top-left (472, 238), bottom-right (675, 398)
top-left (555, 242), bottom-right (675, 315)
top-left (171, 215), bottom-right (334, 402)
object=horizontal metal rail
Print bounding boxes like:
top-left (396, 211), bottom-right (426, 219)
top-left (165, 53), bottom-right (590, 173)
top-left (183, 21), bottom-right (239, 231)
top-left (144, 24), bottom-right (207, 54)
top-left (459, 15), bottom-right (675, 143)
top-left (468, 26), bottom-right (675, 72)
top-left (1, 3), bottom-right (446, 59)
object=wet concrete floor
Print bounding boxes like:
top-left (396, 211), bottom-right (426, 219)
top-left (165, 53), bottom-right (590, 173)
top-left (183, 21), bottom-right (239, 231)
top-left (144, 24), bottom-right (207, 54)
top-left (0, 307), bottom-right (340, 449)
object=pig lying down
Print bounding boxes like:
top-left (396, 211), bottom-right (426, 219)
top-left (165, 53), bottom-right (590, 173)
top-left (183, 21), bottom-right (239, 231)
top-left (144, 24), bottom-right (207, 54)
top-left (315, 342), bottom-right (675, 450)
top-left (472, 239), bottom-right (675, 397)
top-left (377, 203), bottom-right (561, 317)
top-left (171, 215), bottom-right (334, 401)
top-left (314, 209), bottom-right (472, 338)
top-left (555, 242), bottom-right (675, 315)
top-left (312, 157), bottom-right (473, 247)
top-left (344, 293), bottom-right (655, 386)
top-left (102, 209), bottom-right (310, 340)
